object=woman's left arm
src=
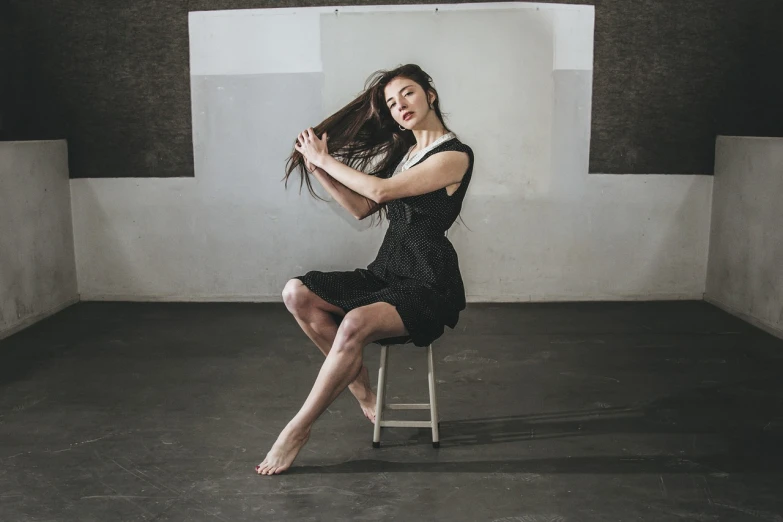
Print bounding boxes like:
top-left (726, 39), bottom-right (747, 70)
top-left (320, 151), bottom-right (468, 204)
top-left (296, 127), bottom-right (468, 204)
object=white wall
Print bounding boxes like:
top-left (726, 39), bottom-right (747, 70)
top-left (70, 3), bottom-right (713, 302)
top-left (0, 140), bottom-right (78, 339)
top-left (705, 137), bottom-right (783, 339)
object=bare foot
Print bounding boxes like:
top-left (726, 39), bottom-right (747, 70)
top-left (348, 365), bottom-right (377, 424)
top-left (255, 426), bottom-right (311, 475)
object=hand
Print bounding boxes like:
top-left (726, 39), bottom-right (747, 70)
top-left (295, 128), bottom-right (329, 169)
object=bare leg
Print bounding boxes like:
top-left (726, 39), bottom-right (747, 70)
top-left (256, 302), bottom-right (408, 475)
top-left (282, 279), bottom-right (377, 422)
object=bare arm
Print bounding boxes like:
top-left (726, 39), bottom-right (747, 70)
top-left (296, 128), bottom-right (468, 206)
top-left (318, 149), bottom-right (468, 204)
top-left (307, 161), bottom-right (379, 220)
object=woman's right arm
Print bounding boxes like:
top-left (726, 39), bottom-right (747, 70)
top-left (309, 164), bottom-right (380, 220)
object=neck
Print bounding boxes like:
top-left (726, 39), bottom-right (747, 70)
top-left (410, 111), bottom-right (449, 151)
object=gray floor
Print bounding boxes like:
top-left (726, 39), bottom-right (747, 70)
top-left (1, 301), bottom-right (782, 521)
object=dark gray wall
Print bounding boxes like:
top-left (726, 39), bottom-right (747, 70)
top-left (591, 0), bottom-right (783, 173)
top-left (4, 0), bottom-right (782, 177)
top-left (0, 0), bottom-right (12, 138)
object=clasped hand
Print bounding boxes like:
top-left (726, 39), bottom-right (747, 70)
top-left (295, 128), bottom-right (329, 173)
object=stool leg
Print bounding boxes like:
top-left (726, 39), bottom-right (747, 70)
top-left (372, 345), bottom-right (389, 448)
top-left (427, 344), bottom-right (440, 448)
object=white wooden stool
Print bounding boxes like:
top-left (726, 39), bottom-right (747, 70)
top-left (372, 343), bottom-right (440, 448)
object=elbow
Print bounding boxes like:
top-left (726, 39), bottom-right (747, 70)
top-left (370, 180), bottom-right (391, 205)
top-left (354, 199), bottom-right (379, 220)
top-left (371, 189), bottom-right (388, 205)
top-left (353, 205), bottom-right (370, 220)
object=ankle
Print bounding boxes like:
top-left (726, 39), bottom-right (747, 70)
top-left (284, 420), bottom-right (311, 438)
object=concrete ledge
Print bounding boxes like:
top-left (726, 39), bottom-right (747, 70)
top-left (705, 295), bottom-right (783, 341)
top-left (0, 297), bottom-right (80, 341)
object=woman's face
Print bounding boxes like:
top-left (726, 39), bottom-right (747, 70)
top-left (383, 77), bottom-right (433, 130)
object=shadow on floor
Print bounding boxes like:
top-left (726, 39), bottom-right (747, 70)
top-left (291, 377), bottom-right (783, 475)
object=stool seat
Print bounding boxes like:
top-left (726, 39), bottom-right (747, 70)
top-left (372, 343), bottom-right (440, 449)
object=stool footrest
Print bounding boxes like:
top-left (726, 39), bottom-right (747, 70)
top-left (380, 420), bottom-right (433, 428)
top-left (386, 403), bottom-right (431, 410)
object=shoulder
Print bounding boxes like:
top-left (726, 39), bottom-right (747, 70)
top-left (412, 142), bottom-right (470, 183)
top-left (422, 138), bottom-right (473, 161)
top-left (416, 140), bottom-right (472, 173)
top-left (419, 149), bottom-right (469, 172)
top-left (424, 138), bottom-right (473, 162)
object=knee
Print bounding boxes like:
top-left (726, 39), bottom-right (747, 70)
top-left (334, 310), bottom-right (368, 351)
top-left (282, 279), bottom-right (309, 316)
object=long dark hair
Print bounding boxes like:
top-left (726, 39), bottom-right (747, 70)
top-left (283, 64), bottom-right (452, 225)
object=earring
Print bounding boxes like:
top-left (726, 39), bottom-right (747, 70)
top-left (399, 124), bottom-right (406, 131)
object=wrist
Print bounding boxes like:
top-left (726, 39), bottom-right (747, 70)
top-left (316, 153), bottom-right (332, 169)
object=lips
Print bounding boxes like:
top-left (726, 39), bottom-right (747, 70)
top-left (403, 112), bottom-right (414, 121)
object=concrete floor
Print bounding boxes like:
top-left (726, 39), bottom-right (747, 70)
top-left (1, 301), bottom-right (782, 521)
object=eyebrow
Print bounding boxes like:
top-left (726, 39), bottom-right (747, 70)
top-left (386, 85), bottom-right (414, 104)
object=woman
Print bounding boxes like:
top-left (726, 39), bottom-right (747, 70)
top-left (256, 64), bottom-right (474, 475)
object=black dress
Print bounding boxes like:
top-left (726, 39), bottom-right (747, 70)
top-left (295, 136), bottom-right (474, 347)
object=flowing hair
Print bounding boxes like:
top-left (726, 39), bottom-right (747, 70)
top-left (283, 64), bottom-right (453, 226)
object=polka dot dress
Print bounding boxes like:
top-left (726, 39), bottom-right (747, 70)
top-left (296, 135), bottom-right (474, 347)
